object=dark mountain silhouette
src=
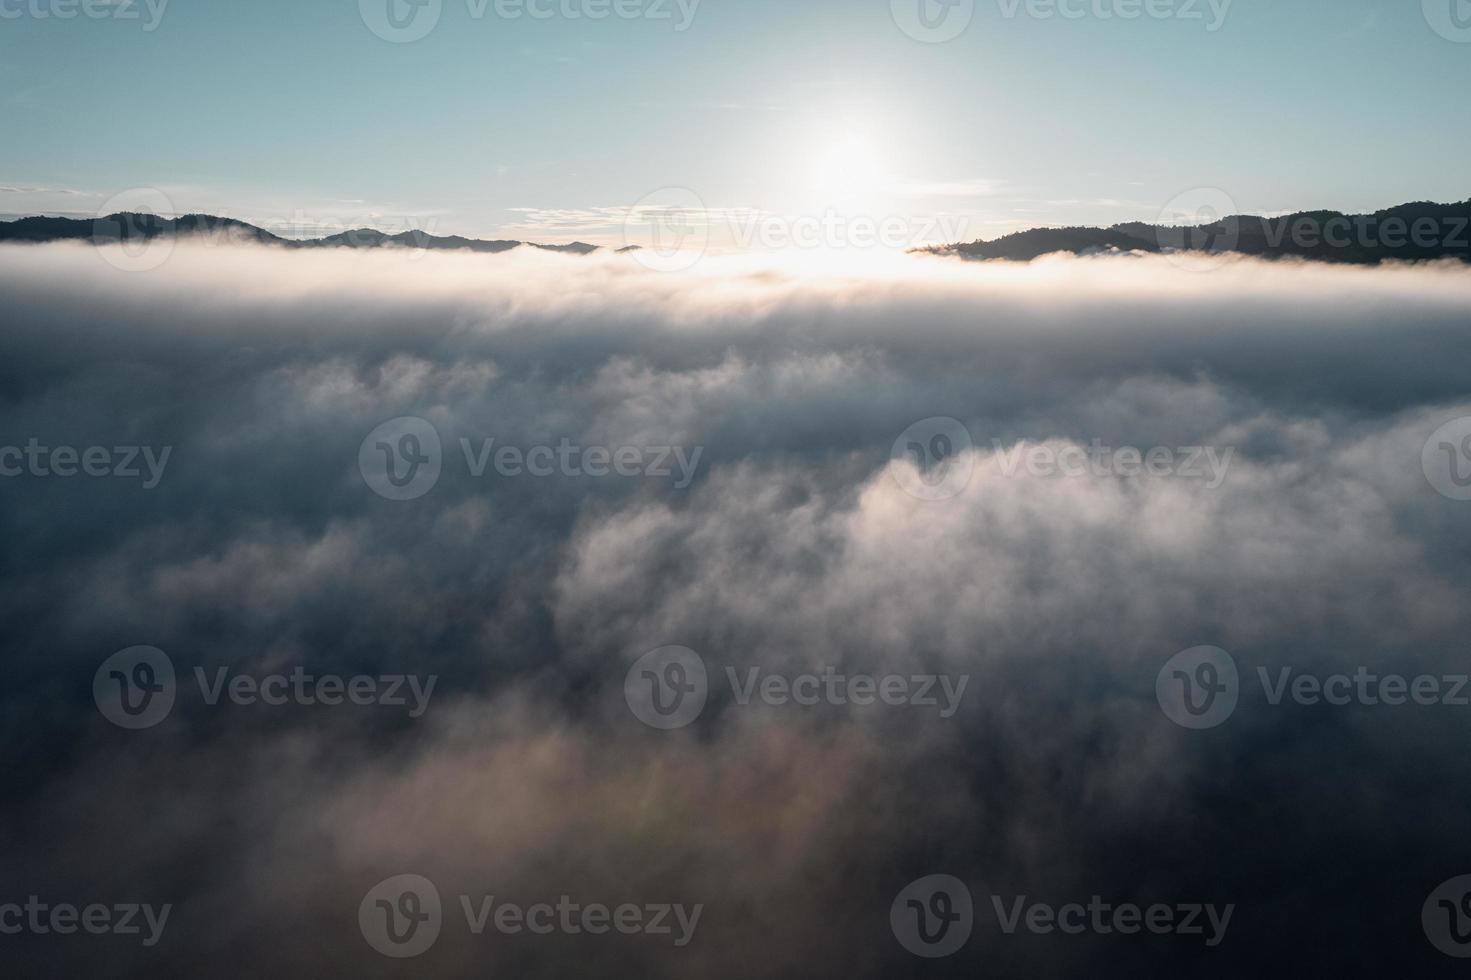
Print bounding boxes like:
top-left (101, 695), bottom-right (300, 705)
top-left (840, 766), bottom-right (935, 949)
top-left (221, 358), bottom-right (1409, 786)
top-left (2, 213), bottom-right (289, 246)
top-left (311, 228), bottom-right (521, 252)
top-left (8, 201), bottom-right (1471, 265)
top-left (929, 200), bottom-right (1471, 265)
top-left (0, 213), bottom-right (604, 255)
top-left (533, 241), bottom-right (600, 255)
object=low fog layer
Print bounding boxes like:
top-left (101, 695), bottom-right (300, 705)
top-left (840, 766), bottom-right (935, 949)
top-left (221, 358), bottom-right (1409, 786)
top-left (2, 242), bottom-right (1469, 977)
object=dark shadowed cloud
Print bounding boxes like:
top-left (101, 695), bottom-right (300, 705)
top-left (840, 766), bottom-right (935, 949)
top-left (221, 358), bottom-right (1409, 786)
top-left (2, 243), bottom-right (1470, 977)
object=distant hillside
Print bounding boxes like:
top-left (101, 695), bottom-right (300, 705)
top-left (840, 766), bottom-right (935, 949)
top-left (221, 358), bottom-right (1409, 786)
top-left (930, 200), bottom-right (1471, 265)
top-left (8, 202), bottom-right (1470, 266)
top-left (0, 213), bottom-right (600, 255)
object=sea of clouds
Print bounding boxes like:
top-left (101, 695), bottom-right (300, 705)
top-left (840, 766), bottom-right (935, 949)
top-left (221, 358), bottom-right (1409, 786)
top-left (2, 241), bottom-right (1470, 976)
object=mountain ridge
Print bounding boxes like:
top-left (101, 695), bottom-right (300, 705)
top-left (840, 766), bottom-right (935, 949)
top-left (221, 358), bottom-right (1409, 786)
top-left (0, 212), bottom-right (601, 255)
top-left (6, 200), bottom-right (1471, 265)
top-left (929, 199), bottom-right (1471, 265)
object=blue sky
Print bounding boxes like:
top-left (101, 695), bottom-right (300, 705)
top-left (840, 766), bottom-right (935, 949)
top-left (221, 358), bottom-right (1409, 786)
top-left (2, 0), bottom-right (1469, 245)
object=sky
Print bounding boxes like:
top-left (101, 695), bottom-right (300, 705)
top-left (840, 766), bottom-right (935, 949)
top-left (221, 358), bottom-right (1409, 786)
top-left (2, 0), bottom-right (1469, 246)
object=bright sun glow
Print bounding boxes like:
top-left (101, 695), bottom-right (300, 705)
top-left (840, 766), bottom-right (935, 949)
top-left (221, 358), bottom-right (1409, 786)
top-left (809, 131), bottom-right (885, 198)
